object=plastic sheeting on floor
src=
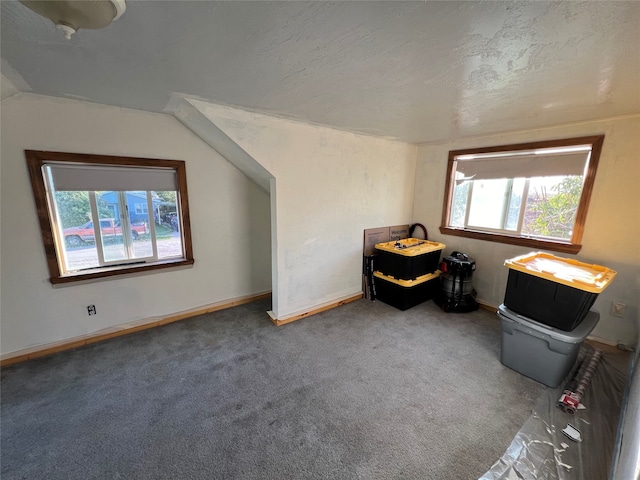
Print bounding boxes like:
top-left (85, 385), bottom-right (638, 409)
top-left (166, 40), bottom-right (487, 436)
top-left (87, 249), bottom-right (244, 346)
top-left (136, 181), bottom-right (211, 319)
top-left (480, 344), bottom-right (630, 480)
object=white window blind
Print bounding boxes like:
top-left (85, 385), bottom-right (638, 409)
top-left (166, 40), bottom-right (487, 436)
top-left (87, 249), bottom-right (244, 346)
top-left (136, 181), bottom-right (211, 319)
top-left (47, 164), bottom-right (177, 192)
top-left (454, 151), bottom-right (590, 181)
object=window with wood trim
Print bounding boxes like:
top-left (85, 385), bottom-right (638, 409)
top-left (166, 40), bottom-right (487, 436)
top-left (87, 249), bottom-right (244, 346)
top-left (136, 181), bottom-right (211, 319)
top-left (439, 136), bottom-right (604, 254)
top-left (26, 151), bottom-right (194, 284)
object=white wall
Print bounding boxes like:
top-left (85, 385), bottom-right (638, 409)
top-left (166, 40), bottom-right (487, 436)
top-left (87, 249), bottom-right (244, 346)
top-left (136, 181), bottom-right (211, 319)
top-left (413, 114), bottom-right (640, 345)
top-left (8, 94), bottom-right (631, 352)
top-left (0, 93), bottom-right (272, 355)
top-left (188, 101), bottom-right (418, 319)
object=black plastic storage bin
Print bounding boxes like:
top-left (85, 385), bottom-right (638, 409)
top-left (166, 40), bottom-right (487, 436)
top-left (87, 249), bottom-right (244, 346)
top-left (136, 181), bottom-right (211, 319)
top-left (373, 270), bottom-right (440, 311)
top-left (375, 238), bottom-right (445, 280)
top-left (504, 253), bottom-right (616, 332)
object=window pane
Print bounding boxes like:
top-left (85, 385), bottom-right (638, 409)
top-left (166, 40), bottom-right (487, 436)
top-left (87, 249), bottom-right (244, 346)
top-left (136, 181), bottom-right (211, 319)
top-left (135, 203), bottom-right (148, 214)
top-left (127, 192), bottom-right (152, 259)
top-left (467, 179), bottom-right (509, 229)
top-left (504, 178), bottom-right (525, 231)
top-left (54, 191), bottom-right (100, 271)
top-left (522, 176), bottom-right (583, 240)
top-left (98, 192), bottom-right (127, 263)
top-left (99, 191), bottom-right (153, 261)
top-left (155, 191), bottom-right (183, 259)
top-left (450, 180), bottom-right (469, 228)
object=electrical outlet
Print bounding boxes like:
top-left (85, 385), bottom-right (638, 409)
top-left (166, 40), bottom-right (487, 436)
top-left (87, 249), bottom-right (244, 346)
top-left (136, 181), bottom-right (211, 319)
top-left (611, 301), bottom-right (626, 318)
top-left (87, 304), bottom-right (97, 316)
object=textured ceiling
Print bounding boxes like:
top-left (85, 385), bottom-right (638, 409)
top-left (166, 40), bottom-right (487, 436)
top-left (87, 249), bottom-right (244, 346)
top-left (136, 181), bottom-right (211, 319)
top-left (1, 1), bottom-right (639, 143)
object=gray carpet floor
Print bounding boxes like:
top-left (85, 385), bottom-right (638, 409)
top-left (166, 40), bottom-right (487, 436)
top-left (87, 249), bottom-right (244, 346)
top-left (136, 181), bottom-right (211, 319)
top-left (1, 298), bottom-right (548, 479)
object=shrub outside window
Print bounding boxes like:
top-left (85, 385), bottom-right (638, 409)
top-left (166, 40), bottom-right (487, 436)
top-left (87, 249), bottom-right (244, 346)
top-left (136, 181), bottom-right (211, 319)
top-left (440, 136), bottom-right (604, 254)
top-left (26, 151), bottom-right (194, 284)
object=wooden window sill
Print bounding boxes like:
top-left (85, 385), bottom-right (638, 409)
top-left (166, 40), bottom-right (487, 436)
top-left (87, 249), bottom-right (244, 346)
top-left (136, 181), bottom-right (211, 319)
top-left (439, 226), bottom-right (581, 254)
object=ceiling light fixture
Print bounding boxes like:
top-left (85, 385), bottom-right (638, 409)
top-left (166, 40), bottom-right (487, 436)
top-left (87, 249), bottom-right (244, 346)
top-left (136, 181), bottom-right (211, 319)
top-left (20, 0), bottom-right (126, 40)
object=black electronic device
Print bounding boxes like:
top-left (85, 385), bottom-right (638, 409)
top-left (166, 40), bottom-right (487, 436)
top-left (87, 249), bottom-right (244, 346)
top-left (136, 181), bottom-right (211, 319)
top-left (435, 251), bottom-right (479, 312)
